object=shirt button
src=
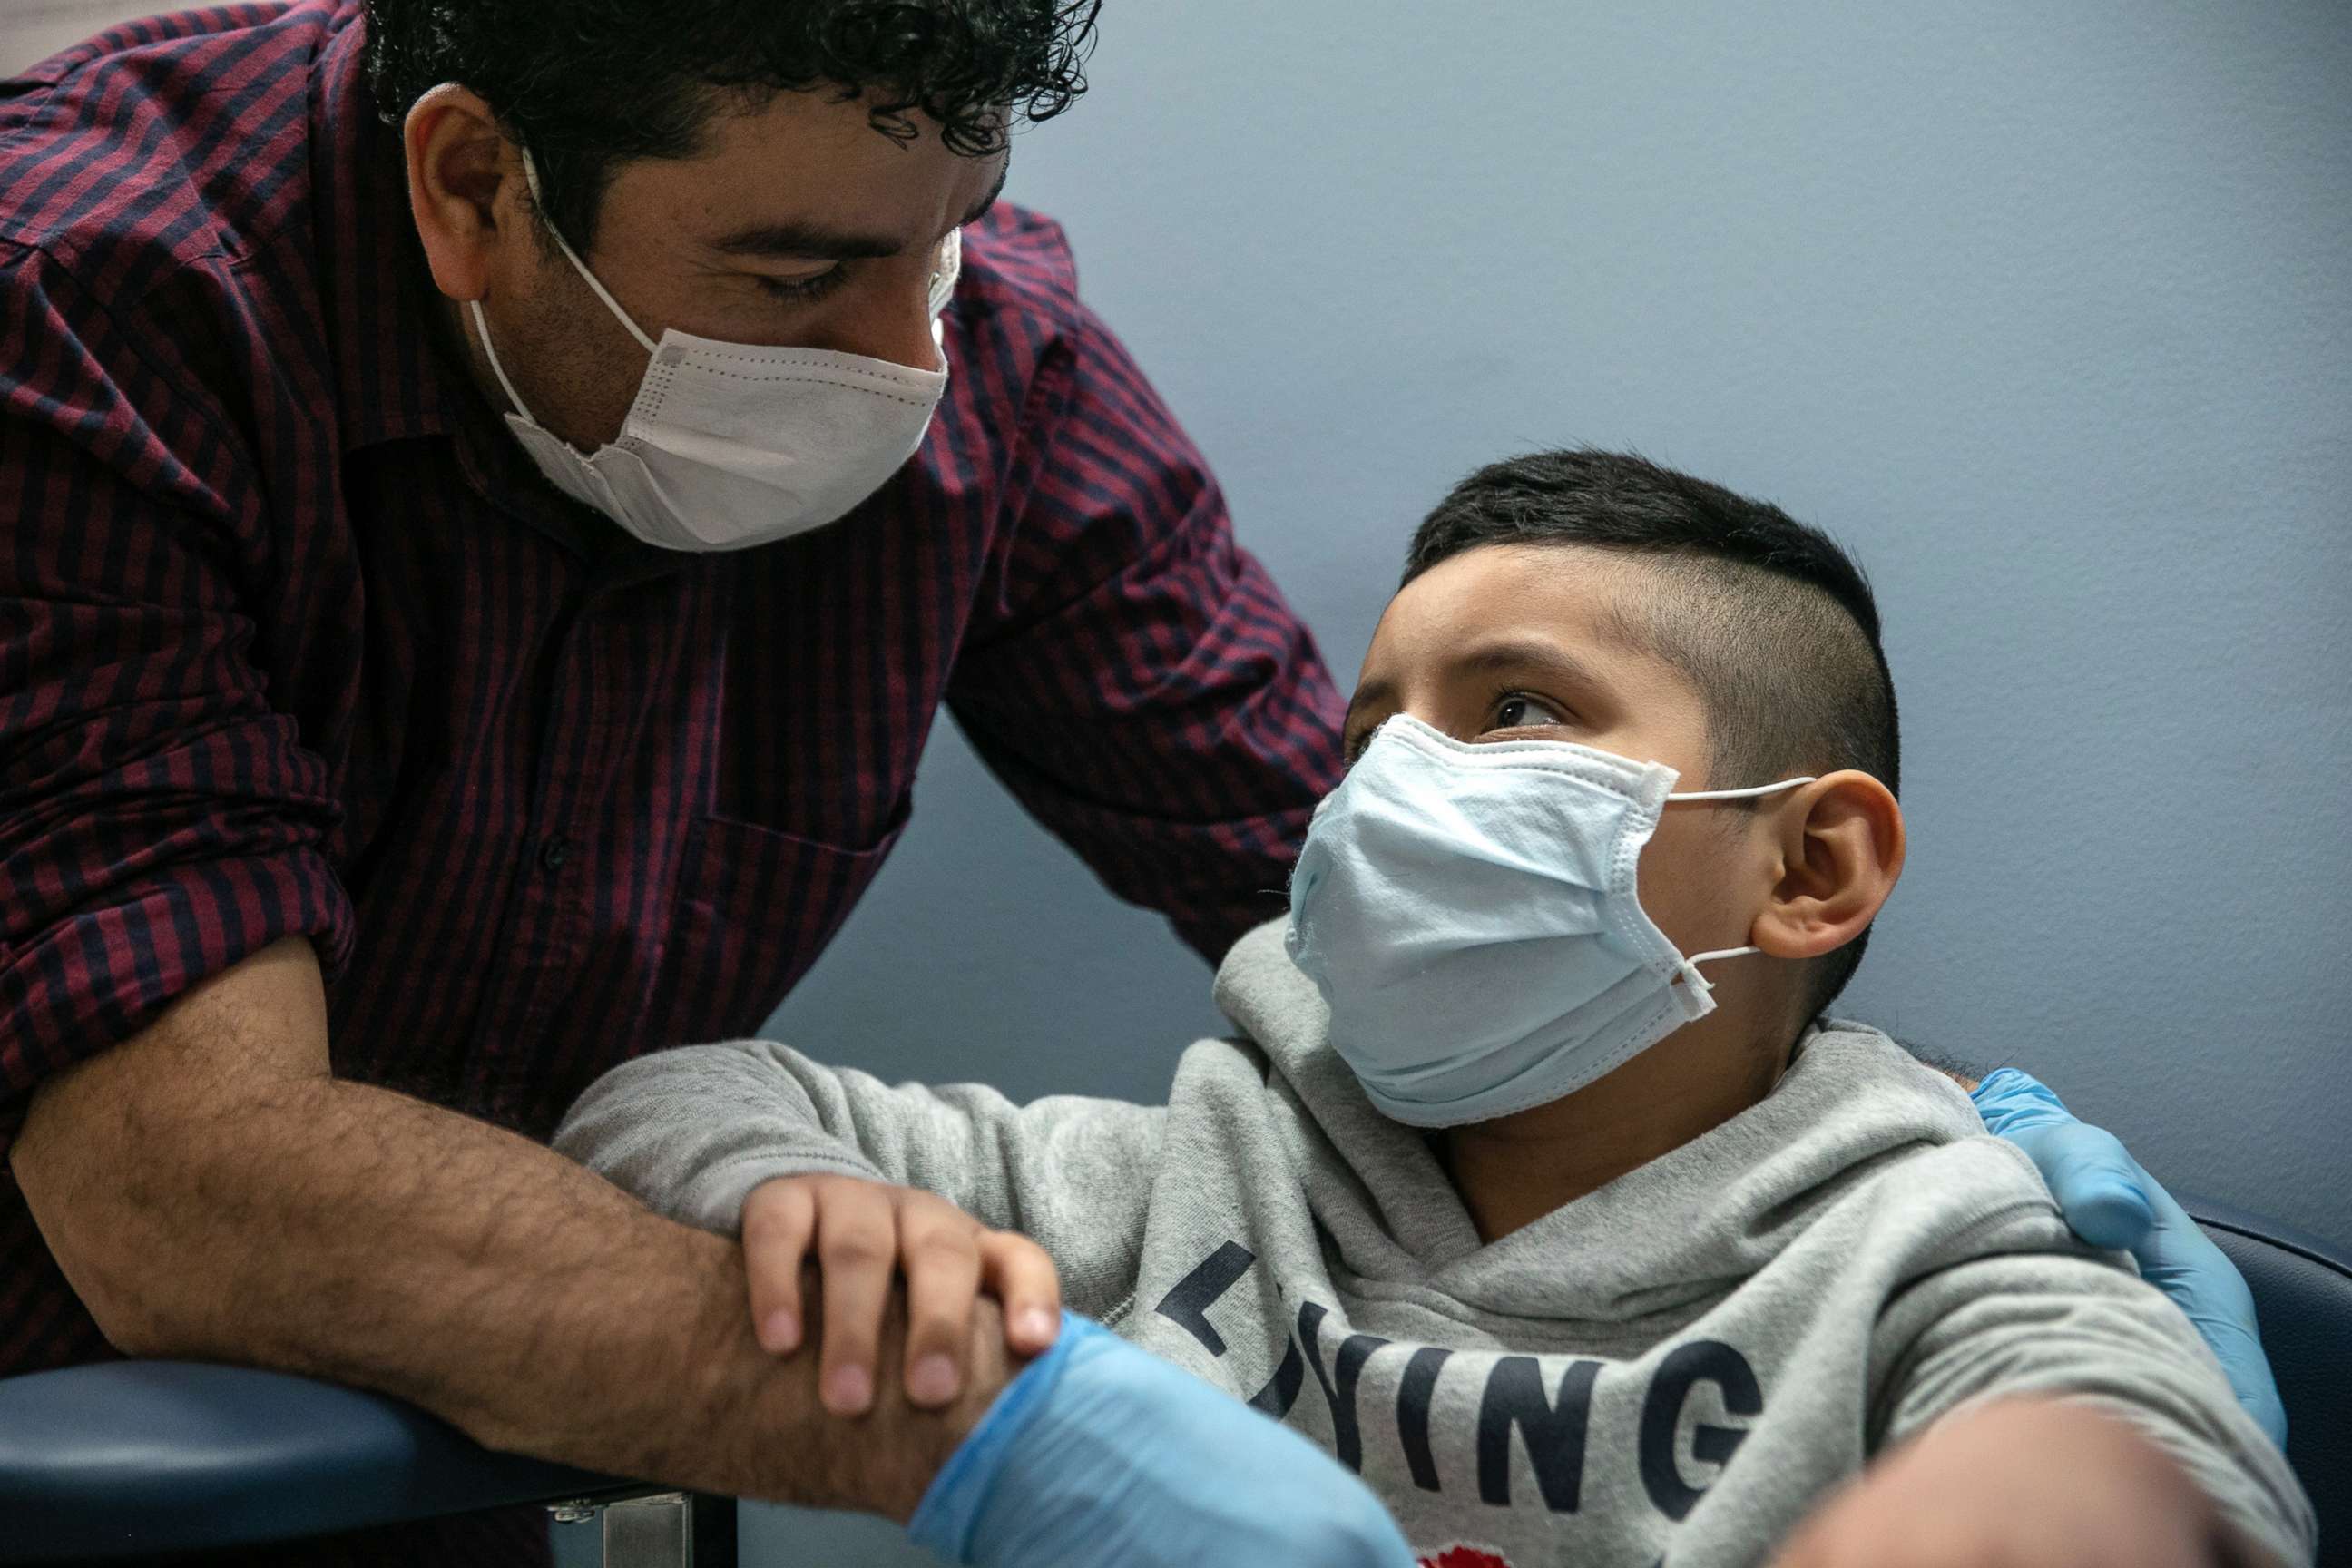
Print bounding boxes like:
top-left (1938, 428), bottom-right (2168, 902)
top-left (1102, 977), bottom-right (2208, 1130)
top-left (537, 835), bottom-right (571, 873)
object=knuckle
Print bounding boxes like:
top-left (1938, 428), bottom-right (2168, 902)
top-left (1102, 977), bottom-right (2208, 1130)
top-left (900, 1192), bottom-right (978, 1232)
top-left (740, 1200), bottom-right (809, 1245)
top-left (818, 1230), bottom-right (891, 1269)
top-left (744, 1175), bottom-right (810, 1210)
top-left (979, 1228), bottom-right (1048, 1269)
top-left (906, 1228), bottom-right (979, 1266)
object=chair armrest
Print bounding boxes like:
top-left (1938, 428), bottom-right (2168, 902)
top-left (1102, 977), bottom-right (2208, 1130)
top-left (0, 1360), bottom-right (622, 1563)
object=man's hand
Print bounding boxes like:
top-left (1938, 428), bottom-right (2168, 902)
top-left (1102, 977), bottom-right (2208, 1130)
top-left (742, 1174), bottom-right (1062, 1415)
top-left (1970, 1068), bottom-right (2288, 1446)
top-left (1772, 1398), bottom-right (2235, 1568)
top-left (10, 939), bottom-right (1015, 1517)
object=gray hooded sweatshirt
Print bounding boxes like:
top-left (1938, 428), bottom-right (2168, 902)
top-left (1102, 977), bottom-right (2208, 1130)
top-left (554, 922), bottom-right (2313, 1568)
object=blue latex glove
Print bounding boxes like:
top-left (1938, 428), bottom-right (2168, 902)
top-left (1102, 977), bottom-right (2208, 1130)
top-left (1971, 1067), bottom-right (2288, 1448)
top-left (910, 1312), bottom-right (1414, 1568)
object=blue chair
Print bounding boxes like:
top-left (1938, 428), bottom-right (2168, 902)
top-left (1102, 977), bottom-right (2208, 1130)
top-left (0, 1203), bottom-right (2339, 1565)
top-left (0, 1359), bottom-right (735, 1564)
top-left (2182, 1197), bottom-right (2351, 1567)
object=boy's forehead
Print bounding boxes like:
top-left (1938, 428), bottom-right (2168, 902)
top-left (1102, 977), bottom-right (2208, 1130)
top-left (1369, 543), bottom-right (1651, 668)
top-left (1348, 543), bottom-right (1716, 772)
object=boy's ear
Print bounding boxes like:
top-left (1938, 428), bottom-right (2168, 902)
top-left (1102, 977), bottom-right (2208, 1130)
top-left (1749, 770), bottom-right (1905, 961)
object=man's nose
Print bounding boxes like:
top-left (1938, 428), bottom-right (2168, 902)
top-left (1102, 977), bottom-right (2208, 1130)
top-left (811, 269), bottom-right (941, 369)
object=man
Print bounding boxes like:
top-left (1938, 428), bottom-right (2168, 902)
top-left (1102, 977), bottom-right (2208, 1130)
top-left (0, 2), bottom-right (2278, 1564)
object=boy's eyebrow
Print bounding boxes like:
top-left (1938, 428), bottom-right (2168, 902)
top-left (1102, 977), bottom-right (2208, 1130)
top-left (1343, 639), bottom-right (1612, 737)
top-left (1450, 638), bottom-right (1611, 697)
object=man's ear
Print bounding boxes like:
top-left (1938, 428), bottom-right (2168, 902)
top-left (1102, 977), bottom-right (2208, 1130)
top-left (403, 83), bottom-right (524, 304)
top-left (1750, 770), bottom-right (1905, 961)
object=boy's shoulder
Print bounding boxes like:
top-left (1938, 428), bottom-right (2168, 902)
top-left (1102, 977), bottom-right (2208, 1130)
top-left (1774, 1020), bottom-right (2057, 1218)
top-left (1740, 1023), bottom-right (2102, 1306)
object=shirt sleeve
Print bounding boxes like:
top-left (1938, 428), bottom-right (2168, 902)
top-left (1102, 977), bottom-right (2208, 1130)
top-left (947, 299), bottom-right (1345, 964)
top-left (1872, 1246), bottom-right (2317, 1568)
top-left (0, 242), bottom-right (351, 1153)
top-left (551, 1040), bottom-right (1166, 1321)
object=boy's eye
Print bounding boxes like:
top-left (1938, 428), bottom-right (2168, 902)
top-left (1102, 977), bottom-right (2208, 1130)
top-left (1491, 694), bottom-right (1568, 733)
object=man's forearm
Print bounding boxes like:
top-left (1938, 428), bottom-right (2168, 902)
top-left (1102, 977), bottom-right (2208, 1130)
top-left (20, 1063), bottom-right (1000, 1517)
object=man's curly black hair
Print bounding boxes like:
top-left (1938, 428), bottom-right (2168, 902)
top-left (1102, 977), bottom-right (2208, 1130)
top-left (365, 0), bottom-right (1100, 250)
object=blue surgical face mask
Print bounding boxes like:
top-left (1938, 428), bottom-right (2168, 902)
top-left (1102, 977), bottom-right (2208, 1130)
top-left (1284, 713), bottom-right (1813, 1128)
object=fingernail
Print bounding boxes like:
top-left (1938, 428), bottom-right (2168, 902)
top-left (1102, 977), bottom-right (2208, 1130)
top-left (760, 1309), bottom-right (799, 1353)
top-left (823, 1363), bottom-right (872, 1415)
top-left (907, 1353), bottom-right (960, 1406)
top-left (1015, 1308), bottom-right (1059, 1346)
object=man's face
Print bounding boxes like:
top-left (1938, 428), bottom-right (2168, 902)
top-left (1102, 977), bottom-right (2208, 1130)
top-left (472, 88), bottom-right (1006, 450)
top-left (1342, 543), bottom-right (1776, 964)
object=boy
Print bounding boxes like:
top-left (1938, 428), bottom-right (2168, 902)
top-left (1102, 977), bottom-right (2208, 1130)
top-left (555, 450), bottom-right (2312, 1567)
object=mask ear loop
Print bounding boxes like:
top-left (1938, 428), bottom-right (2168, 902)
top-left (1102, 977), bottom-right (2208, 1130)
top-left (520, 148), bottom-right (659, 355)
top-left (469, 299), bottom-right (540, 425)
top-left (470, 147), bottom-right (662, 430)
top-left (1664, 773), bottom-right (1819, 980)
top-left (1673, 945), bottom-right (1766, 999)
top-left (1667, 775), bottom-right (1816, 803)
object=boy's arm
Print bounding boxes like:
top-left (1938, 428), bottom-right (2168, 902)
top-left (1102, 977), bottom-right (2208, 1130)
top-left (1866, 1248), bottom-right (2314, 1567)
top-left (1777, 1396), bottom-right (2255, 1568)
top-left (552, 1039), bottom-right (1168, 1318)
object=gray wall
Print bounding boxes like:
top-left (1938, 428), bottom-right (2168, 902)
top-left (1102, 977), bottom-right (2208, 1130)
top-left (0, 0), bottom-right (152, 71)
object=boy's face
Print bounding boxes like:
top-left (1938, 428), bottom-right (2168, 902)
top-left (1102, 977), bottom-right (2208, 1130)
top-left (1341, 543), bottom-right (1779, 968)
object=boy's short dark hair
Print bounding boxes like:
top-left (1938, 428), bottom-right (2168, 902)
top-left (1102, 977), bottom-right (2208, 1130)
top-left (1404, 448), bottom-right (1899, 1019)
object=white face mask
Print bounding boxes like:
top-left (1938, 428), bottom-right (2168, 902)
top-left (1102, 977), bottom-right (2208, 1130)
top-left (1284, 713), bottom-right (1813, 1128)
top-left (468, 153), bottom-right (959, 552)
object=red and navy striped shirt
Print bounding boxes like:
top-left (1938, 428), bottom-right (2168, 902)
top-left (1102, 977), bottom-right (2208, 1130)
top-left (0, 0), bottom-right (1345, 1388)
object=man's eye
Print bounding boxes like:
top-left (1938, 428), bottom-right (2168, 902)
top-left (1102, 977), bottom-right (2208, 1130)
top-left (1492, 694), bottom-right (1567, 732)
top-left (755, 267), bottom-right (848, 303)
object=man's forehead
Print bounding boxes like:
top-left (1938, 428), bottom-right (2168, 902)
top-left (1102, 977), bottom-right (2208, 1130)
top-left (606, 86), bottom-right (1008, 254)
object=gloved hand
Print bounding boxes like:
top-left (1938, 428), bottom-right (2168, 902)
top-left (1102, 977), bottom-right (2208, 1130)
top-left (1971, 1067), bottom-right (2288, 1448)
top-left (910, 1312), bottom-right (1416, 1568)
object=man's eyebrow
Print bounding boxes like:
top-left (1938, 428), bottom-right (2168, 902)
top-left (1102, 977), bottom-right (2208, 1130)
top-left (710, 157), bottom-right (1011, 260)
top-left (710, 221), bottom-right (903, 260)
